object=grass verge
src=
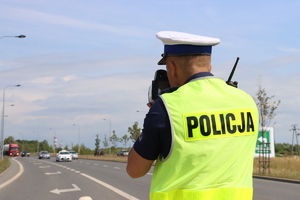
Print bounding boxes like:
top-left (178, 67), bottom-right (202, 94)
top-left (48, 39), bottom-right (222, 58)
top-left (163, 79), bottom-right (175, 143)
top-left (253, 157), bottom-right (300, 180)
top-left (81, 155), bottom-right (300, 181)
top-left (79, 154), bottom-right (128, 163)
top-left (45, 153), bottom-right (300, 181)
top-left (0, 157), bottom-right (11, 174)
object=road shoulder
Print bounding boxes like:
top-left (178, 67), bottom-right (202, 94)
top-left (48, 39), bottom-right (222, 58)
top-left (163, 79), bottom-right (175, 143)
top-left (254, 175), bottom-right (300, 184)
top-left (0, 157), bottom-right (24, 189)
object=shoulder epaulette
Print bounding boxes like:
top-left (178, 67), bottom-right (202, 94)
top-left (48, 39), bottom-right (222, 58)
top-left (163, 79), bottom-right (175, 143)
top-left (159, 87), bottom-right (179, 96)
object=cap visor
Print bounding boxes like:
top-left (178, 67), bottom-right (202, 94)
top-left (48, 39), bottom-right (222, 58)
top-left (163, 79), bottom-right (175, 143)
top-left (157, 57), bottom-right (166, 65)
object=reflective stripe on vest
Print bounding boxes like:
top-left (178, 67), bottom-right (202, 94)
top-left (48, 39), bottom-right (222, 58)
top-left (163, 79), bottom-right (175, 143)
top-left (150, 187), bottom-right (253, 200)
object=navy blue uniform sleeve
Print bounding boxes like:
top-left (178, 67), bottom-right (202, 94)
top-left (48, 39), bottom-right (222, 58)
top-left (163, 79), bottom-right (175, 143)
top-left (133, 97), bottom-right (171, 160)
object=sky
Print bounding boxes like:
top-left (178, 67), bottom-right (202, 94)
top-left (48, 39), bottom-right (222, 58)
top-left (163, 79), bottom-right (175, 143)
top-left (0, 0), bottom-right (300, 150)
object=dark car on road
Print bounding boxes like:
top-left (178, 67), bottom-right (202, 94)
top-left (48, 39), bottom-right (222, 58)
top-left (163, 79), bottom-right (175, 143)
top-left (21, 150), bottom-right (30, 157)
top-left (38, 151), bottom-right (50, 159)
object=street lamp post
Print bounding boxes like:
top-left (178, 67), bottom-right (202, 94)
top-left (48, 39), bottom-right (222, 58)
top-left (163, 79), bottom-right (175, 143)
top-left (0, 35), bottom-right (25, 160)
top-left (0, 35), bottom-right (26, 39)
top-left (103, 119), bottom-right (111, 155)
top-left (0, 85), bottom-right (21, 160)
top-left (73, 124), bottom-right (80, 155)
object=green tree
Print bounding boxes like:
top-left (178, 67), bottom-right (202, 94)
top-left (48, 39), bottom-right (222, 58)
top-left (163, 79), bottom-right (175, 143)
top-left (121, 134), bottom-right (129, 148)
top-left (95, 134), bottom-right (100, 154)
top-left (4, 136), bottom-right (17, 144)
top-left (39, 140), bottom-right (51, 151)
top-left (55, 147), bottom-right (62, 152)
top-left (102, 134), bottom-right (108, 150)
top-left (255, 80), bottom-right (280, 174)
top-left (256, 83), bottom-right (281, 130)
top-left (275, 143), bottom-right (284, 154)
top-left (72, 145), bottom-right (78, 152)
top-left (282, 143), bottom-right (291, 152)
top-left (128, 122), bottom-right (141, 143)
top-left (109, 130), bottom-right (120, 148)
top-left (77, 144), bottom-right (92, 155)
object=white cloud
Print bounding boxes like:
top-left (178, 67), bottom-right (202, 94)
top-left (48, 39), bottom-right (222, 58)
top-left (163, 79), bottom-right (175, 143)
top-left (63, 75), bottom-right (78, 82)
top-left (1, 4), bottom-right (147, 37)
top-left (31, 77), bottom-right (56, 84)
top-left (1, 0), bottom-right (300, 148)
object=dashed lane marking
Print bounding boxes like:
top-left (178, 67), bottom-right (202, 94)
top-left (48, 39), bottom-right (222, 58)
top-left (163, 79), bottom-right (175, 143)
top-left (39, 166), bottom-right (50, 168)
top-left (35, 159), bottom-right (140, 200)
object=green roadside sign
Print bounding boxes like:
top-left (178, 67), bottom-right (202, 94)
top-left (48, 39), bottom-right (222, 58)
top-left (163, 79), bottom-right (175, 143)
top-left (254, 127), bottom-right (275, 157)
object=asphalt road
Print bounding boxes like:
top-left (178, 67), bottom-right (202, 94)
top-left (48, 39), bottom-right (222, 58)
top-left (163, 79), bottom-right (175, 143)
top-left (1, 156), bottom-right (300, 200)
top-left (253, 178), bottom-right (300, 200)
top-left (1, 156), bottom-right (151, 200)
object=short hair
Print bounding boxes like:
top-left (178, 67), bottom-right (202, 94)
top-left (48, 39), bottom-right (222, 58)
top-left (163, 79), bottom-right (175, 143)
top-left (170, 55), bottom-right (211, 75)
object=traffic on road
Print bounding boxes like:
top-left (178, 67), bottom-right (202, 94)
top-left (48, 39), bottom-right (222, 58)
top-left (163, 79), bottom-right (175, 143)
top-left (1, 155), bottom-right (300, 200)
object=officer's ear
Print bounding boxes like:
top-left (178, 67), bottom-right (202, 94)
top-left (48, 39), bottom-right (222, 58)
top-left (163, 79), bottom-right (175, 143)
top-left (167, 60), bottom-right (177, 77)
top-left (166, 58), bottom-right (179, 87)
top-left (208, 64), bottom-right (212, 72)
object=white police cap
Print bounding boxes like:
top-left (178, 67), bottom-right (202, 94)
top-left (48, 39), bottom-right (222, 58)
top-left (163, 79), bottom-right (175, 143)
top-left (156, 31), bottom-right (220, 65)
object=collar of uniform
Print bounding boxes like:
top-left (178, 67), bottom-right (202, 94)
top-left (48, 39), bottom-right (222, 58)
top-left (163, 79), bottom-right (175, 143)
top-left (184, 72), bottom-right (214, 84)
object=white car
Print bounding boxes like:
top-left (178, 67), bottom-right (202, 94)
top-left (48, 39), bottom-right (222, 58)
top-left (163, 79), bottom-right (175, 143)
top-left (56, 150), bottom-right (72, 162)
top-left (69, 150), bottom-right (78, 160)
top-left (117, 150), bottom-right (129, 156)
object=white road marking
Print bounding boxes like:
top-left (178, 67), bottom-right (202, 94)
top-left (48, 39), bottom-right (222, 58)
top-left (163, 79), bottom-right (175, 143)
top-left (50, 184), bottom-right (81, 195)
top-left (147, 173), bottom-right (153, 176)
top-left (79, 196), bottom-right (92, 200)
top-left (45, 171), bottom-right (61, 175)
top-left (33, 158), bottom-right (138, 199)
top-left (39, 166), bottom-right (50, 168)
top-left (81, 173), bottom-right (139, 200)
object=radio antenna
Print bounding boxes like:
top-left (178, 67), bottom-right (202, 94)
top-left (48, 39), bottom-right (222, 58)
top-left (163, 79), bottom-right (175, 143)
top-left (226, 57), bottom-right (240, 87)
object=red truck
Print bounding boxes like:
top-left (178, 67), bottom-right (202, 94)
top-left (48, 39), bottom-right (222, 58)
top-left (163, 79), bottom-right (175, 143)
top-left (3, 144), bottom-right (19, 156)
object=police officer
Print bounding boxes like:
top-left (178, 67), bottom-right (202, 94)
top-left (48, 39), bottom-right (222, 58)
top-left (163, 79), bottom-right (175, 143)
top-left (127, 31), bottom-right (259, 200)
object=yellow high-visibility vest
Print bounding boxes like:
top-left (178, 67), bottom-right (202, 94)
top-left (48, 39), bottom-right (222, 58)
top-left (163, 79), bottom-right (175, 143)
top-left (150, 77), bottom-right (259, 200)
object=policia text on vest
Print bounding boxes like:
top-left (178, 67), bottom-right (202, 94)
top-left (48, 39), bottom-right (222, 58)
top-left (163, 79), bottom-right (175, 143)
top-left (183, 109), bottom-right (256, 141)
